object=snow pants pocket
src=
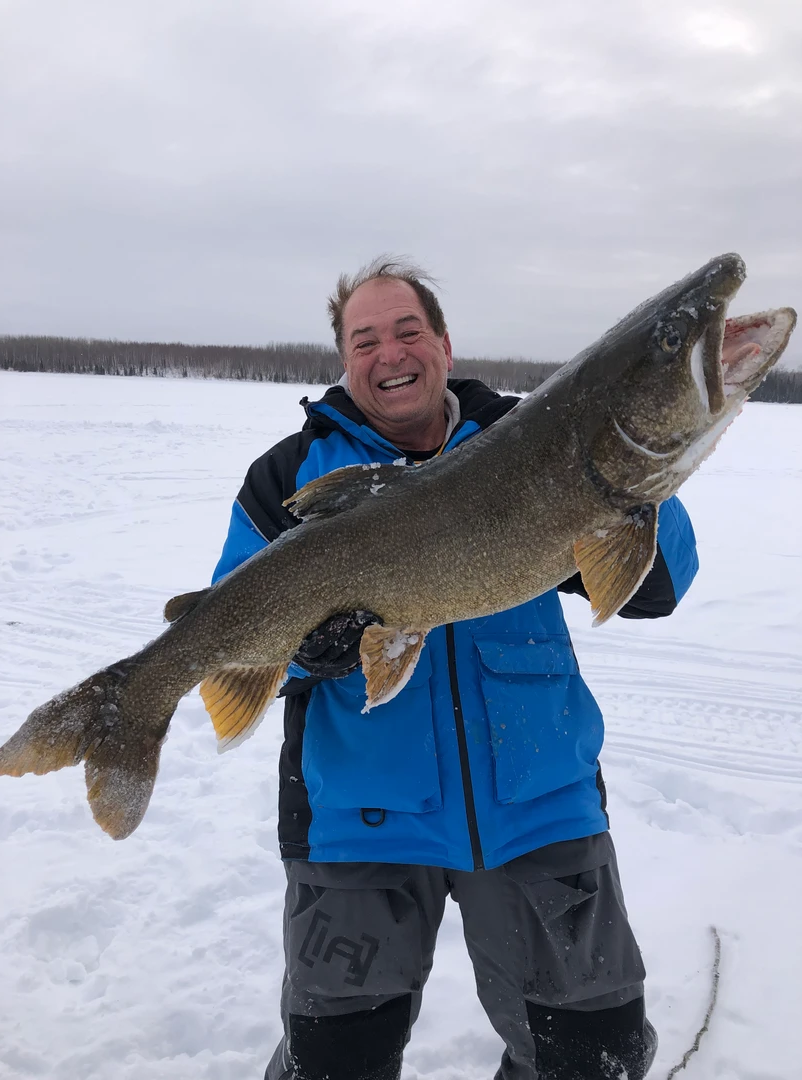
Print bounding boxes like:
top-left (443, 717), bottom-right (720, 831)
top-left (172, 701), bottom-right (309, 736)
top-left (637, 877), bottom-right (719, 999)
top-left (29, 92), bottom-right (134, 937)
top-left (282, 862), bottom-right (441, 1012)
top-left (475, 634), bottom-right (603, 804)
top-left (502, 848), bottom-right (646, 1008)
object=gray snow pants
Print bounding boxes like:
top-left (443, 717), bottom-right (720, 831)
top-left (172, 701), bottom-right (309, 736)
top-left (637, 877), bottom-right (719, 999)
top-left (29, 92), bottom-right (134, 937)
top-left (265, 832), bottom-right (655, 1080)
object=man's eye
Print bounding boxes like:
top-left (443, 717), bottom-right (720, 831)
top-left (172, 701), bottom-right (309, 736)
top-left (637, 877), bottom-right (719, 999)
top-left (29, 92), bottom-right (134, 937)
top-left (356, 341), bottom-right (375, 351)
top-left (400, 331), bottom-right (419, 340)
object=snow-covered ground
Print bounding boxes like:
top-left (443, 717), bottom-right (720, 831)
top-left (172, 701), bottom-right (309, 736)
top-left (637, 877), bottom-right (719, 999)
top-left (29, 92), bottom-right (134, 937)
top-left (1, 371), bottom-right (800, 1080)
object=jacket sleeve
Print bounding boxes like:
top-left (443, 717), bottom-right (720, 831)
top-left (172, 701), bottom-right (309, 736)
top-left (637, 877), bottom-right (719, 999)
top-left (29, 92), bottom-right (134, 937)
top-left (211, 433), bottom-right (311, 584)
top-left (557, 495), bottom-right (698, 619)
top-left (211, 501), bottom-right (269, 584)
top-left (211, 435), bottom-right (314, 684)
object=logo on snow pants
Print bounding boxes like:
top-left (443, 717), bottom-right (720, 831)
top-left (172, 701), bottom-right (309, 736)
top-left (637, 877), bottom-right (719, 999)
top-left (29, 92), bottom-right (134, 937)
top-left (298, 909), bottom-right (380, 988)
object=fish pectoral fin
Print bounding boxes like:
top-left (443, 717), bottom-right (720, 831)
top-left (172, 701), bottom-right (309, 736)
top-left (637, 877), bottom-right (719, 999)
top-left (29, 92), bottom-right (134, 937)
top-left (164, 587), bottom-right (211, 623)
top-left (200, 663), bottom-right (287, 753)
top-left (574, 505), bottom-right (658, 627)
top-left (360, 625), bottom-right (428, 713)
top-left (283, 462), bottom-right (410, 522)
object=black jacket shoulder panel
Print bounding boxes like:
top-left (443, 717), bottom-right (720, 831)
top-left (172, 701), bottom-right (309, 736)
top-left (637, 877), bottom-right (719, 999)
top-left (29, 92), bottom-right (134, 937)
top-left (301, 384), bottom-right (367, 431)
top-left (237, 426), bottom-right (334, 542)
top-left (447, 378), bottom-right (521, 431)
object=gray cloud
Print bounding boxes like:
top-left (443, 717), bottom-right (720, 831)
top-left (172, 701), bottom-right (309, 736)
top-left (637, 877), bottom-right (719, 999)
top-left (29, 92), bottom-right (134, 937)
top-left (1, 0), bottom-right (800, 365)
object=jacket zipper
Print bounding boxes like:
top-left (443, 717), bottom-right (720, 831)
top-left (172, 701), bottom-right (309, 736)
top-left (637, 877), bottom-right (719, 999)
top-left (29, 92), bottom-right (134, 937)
top-left (445, 624), bottom-right (484, 871)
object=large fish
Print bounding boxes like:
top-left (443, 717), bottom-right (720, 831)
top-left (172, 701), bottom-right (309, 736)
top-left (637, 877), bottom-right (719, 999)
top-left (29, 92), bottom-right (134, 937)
top-left (0, 254), bottom-right (795, 839)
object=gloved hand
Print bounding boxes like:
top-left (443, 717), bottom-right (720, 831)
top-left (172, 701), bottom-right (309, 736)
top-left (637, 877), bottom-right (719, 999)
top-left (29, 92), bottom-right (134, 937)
top-left (293, 610), bottom-right (383, 679)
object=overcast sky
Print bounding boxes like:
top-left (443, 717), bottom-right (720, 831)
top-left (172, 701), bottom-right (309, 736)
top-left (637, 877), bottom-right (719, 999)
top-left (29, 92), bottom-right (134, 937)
top-left (1, 0), bottom-right (800, 364)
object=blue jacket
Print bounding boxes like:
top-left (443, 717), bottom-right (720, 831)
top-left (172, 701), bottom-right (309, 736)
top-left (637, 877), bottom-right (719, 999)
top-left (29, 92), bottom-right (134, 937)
top-left (213, 380), bottom-right (698, 870)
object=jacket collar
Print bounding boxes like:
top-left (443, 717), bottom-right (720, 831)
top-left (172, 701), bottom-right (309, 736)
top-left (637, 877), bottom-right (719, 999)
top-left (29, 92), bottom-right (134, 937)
top-left (299, 379), bottom-right (518, 456)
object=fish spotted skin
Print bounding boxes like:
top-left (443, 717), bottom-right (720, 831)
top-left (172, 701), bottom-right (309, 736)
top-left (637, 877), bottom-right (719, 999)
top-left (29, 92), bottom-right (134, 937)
top-left (0, 253), bottom-right (795, 838)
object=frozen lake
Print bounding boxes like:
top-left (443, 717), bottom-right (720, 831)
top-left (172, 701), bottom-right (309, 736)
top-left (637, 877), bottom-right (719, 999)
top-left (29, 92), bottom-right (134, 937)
top-left (1, 371), bottom-right (800, 1080)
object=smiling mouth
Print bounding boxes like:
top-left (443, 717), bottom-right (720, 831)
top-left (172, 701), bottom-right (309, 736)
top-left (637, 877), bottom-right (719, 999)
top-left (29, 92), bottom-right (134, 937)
top-left (379, 374), bottom-right (418, 392)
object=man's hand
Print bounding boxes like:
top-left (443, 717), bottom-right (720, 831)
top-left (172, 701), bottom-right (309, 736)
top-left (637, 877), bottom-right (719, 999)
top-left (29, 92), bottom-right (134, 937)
top-left (294, 610), bottom-right (383, 679)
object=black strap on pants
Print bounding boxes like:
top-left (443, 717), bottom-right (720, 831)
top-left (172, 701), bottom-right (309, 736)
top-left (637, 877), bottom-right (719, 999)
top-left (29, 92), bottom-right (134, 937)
top-left (526, 995), bottom-right (654, 1080)
top-left (276, 993), bottom-right (411, 1080)
top-left (270, 993), bottom-right (654, 1080)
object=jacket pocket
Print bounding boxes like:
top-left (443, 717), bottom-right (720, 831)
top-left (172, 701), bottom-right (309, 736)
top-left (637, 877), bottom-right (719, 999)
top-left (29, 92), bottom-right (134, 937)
top-left (475, 634), bottom-right (602, 805)
top-left (302, 645), bottom-right (442, 814)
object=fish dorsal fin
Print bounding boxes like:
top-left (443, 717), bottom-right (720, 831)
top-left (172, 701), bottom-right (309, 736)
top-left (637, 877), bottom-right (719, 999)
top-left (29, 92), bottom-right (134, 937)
top-left (199, 663), bottom-right (288, 752)
top-left (360, 624), bottom-right (428, 712)
top-left (573, 505), bottom-right (658, 627)
top-left (164, 588), bottom-right (211, 623)
top-left (283, 462), bottom-right (410, 522)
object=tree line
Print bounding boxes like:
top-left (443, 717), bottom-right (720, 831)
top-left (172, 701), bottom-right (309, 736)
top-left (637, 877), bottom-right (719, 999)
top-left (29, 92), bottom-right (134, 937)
top-left (1, 334), bottom-right (800, 401)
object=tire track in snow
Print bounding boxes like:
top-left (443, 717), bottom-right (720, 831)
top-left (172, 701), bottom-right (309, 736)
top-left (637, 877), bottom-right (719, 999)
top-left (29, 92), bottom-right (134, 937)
top-left (2, 600), bottom-right (165, 640)
top-left (0, 585), bottom-right (170, 722)
top-left (603, 733), bottom-right (802, 784)
top-left (574, 629), bottom-right (802, 683)
top-left (0, 492), bottom-right (226, 534)
top-left (580, 637), bottom-right (802, 786)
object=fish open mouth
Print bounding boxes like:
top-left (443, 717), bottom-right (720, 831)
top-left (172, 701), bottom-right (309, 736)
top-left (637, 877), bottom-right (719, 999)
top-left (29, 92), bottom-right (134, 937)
top-left (703, 306), bottom-right (797, 412)
top-left (617, 303), bottom-right (796, 468)
top-left (721, 309), bottom-right (796, 395)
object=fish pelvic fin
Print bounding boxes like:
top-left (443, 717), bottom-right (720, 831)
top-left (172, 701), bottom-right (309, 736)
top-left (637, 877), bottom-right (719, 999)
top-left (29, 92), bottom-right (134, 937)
top-left (0, 662), bottom-right (174, 840)
top-left (574, 505), bottom-right (658, 627)
top-left (283, 461), bottom-right (410, 522)
top-left (360, 625), bottom-right (428, 713)
top-left (164, 587), bottom-right (211, 623)
top-left (200, 663), bottom-right (288, 753)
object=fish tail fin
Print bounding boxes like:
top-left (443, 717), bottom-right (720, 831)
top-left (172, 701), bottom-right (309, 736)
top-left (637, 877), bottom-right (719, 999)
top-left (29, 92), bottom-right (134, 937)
top-left (0, 661), bottom-right (174, 840)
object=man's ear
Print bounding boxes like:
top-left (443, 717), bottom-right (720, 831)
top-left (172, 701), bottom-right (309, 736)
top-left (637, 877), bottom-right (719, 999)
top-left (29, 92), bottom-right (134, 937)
top-left (443, 331), bottom-right (454, 372)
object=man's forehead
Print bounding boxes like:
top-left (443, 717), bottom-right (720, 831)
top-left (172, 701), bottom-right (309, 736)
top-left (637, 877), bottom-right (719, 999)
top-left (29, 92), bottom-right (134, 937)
top-left (343, 278), bottom-right (426, 331)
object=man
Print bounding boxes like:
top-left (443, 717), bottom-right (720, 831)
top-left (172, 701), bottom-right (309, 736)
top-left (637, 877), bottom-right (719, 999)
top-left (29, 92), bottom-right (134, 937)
top-left (213, 259), bottom-right (698, 1080)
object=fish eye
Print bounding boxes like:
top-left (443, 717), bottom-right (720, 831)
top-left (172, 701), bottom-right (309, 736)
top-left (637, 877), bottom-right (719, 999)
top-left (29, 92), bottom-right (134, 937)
top-left (659, 326), bottom-right (683, 354)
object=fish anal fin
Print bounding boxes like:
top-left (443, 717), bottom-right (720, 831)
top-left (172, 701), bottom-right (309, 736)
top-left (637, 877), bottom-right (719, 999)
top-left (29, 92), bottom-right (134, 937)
top-left (199, 663), bottom-right (287, 753)
top-left (164, 588), bottom-right (211, 623)
top-left (360, 625), bottom-right (427, 713)
top-left (283, 462), bottom-right (410, 522)
top-left (574, 505), bottom-right (658, 626)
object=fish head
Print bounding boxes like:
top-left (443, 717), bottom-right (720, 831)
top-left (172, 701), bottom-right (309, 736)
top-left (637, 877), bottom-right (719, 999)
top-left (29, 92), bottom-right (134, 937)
top-left (576, 253), bottom-right (796, 503)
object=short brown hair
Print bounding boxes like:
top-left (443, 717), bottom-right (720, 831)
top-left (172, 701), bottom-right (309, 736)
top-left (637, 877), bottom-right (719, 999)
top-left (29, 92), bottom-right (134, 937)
top-left (328, 256), bottom-right (447, 356)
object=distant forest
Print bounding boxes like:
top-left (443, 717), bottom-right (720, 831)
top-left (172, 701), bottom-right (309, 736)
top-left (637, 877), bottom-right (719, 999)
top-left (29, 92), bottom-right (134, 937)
top-left (1, 334), bottom-right (800, 402)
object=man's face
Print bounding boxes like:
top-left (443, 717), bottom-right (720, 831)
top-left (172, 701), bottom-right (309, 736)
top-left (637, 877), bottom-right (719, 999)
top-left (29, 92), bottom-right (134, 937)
top-left (341, 278), bottom-right (453, 448)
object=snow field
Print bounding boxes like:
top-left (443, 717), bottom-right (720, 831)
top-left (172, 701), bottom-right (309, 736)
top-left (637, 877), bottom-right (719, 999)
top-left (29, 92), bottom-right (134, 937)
top-left (0, 371), bottom-right (800, 1080)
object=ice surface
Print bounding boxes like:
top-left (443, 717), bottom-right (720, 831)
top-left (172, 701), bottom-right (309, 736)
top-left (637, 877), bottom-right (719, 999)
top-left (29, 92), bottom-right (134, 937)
top-left (0, 372), bottom-right (800, 1079)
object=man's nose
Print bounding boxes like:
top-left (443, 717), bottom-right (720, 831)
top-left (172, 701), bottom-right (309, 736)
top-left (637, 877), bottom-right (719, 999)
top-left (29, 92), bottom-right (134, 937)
top-left (377, 339), bottom-right (406, 366)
